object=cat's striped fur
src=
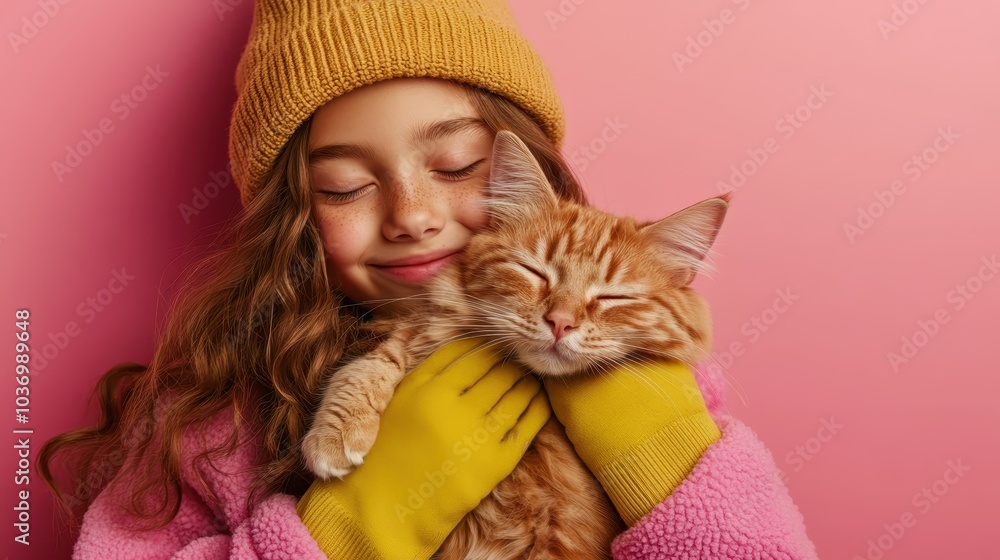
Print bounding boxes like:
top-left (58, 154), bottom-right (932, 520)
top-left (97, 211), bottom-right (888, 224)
top-left (302, 131), bottom-right (730, 559)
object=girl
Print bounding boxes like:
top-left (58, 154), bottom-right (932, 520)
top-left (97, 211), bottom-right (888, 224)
top-left (41, 1), bottom-right (819, 558)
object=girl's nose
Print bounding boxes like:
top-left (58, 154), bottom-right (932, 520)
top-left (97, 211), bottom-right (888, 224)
top-left (381, 178), bottom-right (447, 242)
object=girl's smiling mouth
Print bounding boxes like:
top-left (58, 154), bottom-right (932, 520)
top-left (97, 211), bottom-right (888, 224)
top-left (370, 248), bottom-right (462, 284)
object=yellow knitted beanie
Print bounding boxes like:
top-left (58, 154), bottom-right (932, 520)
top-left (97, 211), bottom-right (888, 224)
top-left (228, 0), bottom-right (566, 207)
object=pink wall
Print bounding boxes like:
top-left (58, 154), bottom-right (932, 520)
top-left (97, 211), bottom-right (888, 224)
top-left (2, 1), bottom-right (997, 558)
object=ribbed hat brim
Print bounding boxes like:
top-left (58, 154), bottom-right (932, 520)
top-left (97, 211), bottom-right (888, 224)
top-left (229, 0), bottom-right (565, 206)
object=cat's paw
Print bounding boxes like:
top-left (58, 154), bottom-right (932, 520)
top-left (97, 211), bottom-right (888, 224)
top-left (302, 404), bottom-right (381, 480)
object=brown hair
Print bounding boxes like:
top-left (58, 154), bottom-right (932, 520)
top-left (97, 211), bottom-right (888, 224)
top-left (38, 81), bottom-right (589, 531)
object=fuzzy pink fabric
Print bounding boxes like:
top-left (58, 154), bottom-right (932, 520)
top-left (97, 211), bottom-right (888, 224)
top-left (73, 363), bottom-right (818, 559)
top-left (606, 363), bottom-right (820, 560)
top-left (609, 415), bottom-right (819, 559)
top-left (72, 404), bottom-right (328, 560)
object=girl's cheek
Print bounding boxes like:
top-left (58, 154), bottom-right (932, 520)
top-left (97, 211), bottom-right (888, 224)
top-left (453, 183), bottom-right (491, 232)
top-left (316, 209), bottom-right (373, 266)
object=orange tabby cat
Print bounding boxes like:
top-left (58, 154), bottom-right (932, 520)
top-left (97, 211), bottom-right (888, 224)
top-left (302, 130), bottom-right (731, 559)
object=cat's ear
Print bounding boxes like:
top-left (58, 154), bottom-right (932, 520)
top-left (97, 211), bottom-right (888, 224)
top-left (481, 130), bottom-right (559, 227)
top-left (639, 192), bottom-right (732, 287)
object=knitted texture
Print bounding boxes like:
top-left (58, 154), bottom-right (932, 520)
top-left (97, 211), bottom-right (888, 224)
top-left (71, 366), bottom-right (819, 559)
top-left (228, 0), bottom-right (566, 206)
top-left (544, 360), bottom-right (724, 526)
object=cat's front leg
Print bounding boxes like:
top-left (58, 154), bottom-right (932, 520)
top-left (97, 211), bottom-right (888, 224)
top-left (302, 343), bottom-right (410, 480)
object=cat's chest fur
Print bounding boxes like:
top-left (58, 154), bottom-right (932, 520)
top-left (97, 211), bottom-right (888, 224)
top-left (365, 271), bottom-right (625, 559)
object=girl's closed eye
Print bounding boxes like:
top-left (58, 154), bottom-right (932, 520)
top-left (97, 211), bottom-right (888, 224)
top-left (314, 156), bottom-right (487, 203)
top-left (317, 183), bottom-right (375, 203)
top-left (436, 157), bottom-right (486, 180)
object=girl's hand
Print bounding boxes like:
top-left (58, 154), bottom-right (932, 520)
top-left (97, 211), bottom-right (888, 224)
top-left (297, 338), bottom-right (550, 560)
top-left (542, 360), bottom-right (722, 526)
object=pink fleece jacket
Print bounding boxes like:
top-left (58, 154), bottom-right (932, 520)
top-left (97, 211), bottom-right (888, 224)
top-left (72, 363), bottom-right (819, 559)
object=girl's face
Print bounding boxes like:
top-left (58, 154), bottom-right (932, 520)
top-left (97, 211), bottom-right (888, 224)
top-left (308, 78), bottom-right (493, 312)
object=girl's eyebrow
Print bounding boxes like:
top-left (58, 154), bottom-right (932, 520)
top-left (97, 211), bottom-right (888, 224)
top-left (308, 117), bottom-right (489, 165)
top-left (410, 116), bottom-right (488, 145)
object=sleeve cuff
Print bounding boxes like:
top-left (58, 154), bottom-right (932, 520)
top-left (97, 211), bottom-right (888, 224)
top-left (596, 411), bottom-right (722, 526)
top-left (296, 482), bottom-right (384, 560)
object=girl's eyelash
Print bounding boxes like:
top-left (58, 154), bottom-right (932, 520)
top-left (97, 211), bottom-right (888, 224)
top-left (439, 158), bottom-right (486, 179)
top-left (317, 159), bottom-right (485, 201)
top-left (318, 185), bottom-right (372, 203)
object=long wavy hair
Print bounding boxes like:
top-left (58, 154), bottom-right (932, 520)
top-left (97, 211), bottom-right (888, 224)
top-left (39, 82), bottom-right (589, 531)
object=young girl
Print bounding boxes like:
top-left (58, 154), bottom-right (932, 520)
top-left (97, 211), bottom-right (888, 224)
top-left (41, 1), bottom-right (819, 558)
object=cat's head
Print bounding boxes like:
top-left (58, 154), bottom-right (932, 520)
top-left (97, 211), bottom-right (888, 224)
top-left (443, 130), bottom-right (730, 376)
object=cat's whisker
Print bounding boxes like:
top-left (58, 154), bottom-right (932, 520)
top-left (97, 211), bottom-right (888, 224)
top-left (591, 361), bottom-right (685, 417)
top-left (592, 356), bottom-right (692, 418)
top-left (420, 298), bottom-right (522, 323)
top-left (681, 340), bottom-right (749, 412)
top-left (394, 289), bottom-right (502, 309)
top-left (605, 337), bottom-right (747, 415)
top-left (422, 296), bottom-right (509, 315)
top-left (307, 141), bottom-right (734, 557)
top-left (588, 349), bottom-right (700, 397)
top-left (422, 333), bottom-right (525, 363)
top-left (459, 337), bottom-right (533, 375)
top-left (427, 331), bottom-right (521, 347)
top-left (340, 291), bottom-right (510, 318)
top-left (396, 319), bottom-right (508, 332)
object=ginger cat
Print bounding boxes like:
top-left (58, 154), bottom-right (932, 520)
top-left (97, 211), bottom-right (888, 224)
top-left (303, 130), bottom-right (730, 559)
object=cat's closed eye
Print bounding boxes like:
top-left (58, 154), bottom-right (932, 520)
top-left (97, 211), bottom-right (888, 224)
top-left (596, 294), bottom-right (636, 301)
top-left (519, 263), bottom-right (549, 284)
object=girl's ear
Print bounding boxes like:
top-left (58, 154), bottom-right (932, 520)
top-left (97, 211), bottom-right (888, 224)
top-left (639, 192), bottom-right (732, 287)
top-left (482, 130), bottom-right (559, 227)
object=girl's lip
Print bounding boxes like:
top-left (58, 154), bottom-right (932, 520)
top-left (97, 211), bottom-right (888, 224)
top-left (376, 247), bottom-right (460, 267)
top-left (371, 251), bottom-right (460, 284)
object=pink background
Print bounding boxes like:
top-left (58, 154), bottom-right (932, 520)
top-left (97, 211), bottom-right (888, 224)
top-left (2, 0), bottom-right (998, 558)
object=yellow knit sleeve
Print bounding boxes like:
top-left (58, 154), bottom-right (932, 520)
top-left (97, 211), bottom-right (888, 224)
top-left (544, 361), bottom-right (722, 526)
top-left (297, 481), bottom-right (384, 560)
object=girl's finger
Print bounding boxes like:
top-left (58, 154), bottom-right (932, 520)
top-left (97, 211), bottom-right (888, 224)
top-left (408, 337), bottom-right (491, 385)
top-left (485, 376), bottom-right (543, 432)
top-left (499, 389), bottom-right (552, 457)
top-left (460, 359), bottom-right (530, 404)
top-left (434, 339), bottom-right (510, 389)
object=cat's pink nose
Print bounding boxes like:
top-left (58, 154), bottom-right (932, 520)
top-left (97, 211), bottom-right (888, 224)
top-left (545, 311), bottom-right (577, 342)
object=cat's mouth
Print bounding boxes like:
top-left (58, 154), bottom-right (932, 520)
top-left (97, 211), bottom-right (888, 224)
top-left (518, 342), bottom-right (587, 376)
